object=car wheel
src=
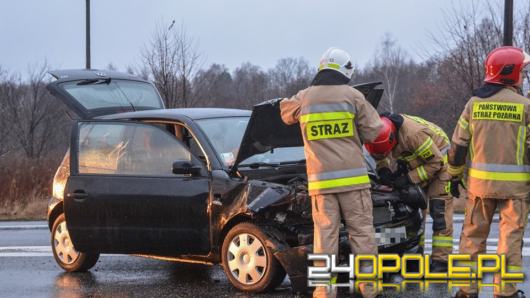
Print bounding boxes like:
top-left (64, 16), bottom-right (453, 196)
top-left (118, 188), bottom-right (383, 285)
top-left (51, 213), bottom-right (99, 272)
top-left (221, 222), bottom-right (286, 293)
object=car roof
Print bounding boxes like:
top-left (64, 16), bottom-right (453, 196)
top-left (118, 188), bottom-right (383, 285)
top-left (100, 108), bottom-right (252, 121)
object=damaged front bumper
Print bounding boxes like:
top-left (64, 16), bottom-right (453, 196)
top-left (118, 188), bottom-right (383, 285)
top-left (270, 223), bottom-right (423, 294)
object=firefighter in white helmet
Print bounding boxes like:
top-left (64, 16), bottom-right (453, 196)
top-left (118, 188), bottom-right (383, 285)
top-left (280, 47), bottom-right (382, 298)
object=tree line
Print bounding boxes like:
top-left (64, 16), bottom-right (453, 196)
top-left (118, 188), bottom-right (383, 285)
top-left (0, 0), bottom-right (529, 217)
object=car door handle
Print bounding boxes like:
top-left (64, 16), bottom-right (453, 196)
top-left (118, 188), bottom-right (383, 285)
top-left (66, 191), bottom-right (89, 200)
top-left (212, 193), bottom-right (222, 206)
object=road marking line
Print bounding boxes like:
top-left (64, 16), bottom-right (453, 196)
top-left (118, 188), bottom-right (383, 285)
top-left (0, 225), bottom-right (48, 230)
top-left (423, 238), bottom-right (530, 243)
top-left (0, 214), bottom-right (527, 229)
top-left (0, 253), bottom-right (52, 257)
top-left (0, 246), bottom-right (51, 252)
top-left (1, 246), bottom-right (529, 258)
top-left (424, 246), bottom-right (530, 256)
top-left (0, 246), bottom-right (124, 257)
top-left (428, 215), bottom-right (530, 222)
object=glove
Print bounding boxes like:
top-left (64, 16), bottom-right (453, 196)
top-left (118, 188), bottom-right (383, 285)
top-left (450, 178), bottom-right (464, 198)
top-left (396, 160), bottom-right (409, 176)
top-left (377, 167), bottom-right (394, 186)
top-left (393, 174), bottom-right (411, 189)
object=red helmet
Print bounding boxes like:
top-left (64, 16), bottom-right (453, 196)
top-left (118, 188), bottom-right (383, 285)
top-left (365, 116), bottom-right (397, 157)
top-left (484, 46), bottom-right (530, 86)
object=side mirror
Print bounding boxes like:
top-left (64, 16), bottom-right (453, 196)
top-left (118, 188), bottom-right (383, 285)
top-left (172, 160), bottom-right (202, 176)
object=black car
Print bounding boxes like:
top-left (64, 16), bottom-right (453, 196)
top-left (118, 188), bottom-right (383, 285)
top-left (46, 69), bottom-right (424, 293)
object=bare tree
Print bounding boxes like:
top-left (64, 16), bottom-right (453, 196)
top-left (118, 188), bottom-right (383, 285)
top-left (0, 66), bottom-right (11, 157)
top-left (0, 63), bottom-right (66, 159)
top-left (141, 22), bottom-right (202, 108)
top-left (142, 22), bottom-right (180, 107)
top-left (191, 59), bottom-right (313, 108)
top-left (267, 57), bottom-right (314, 98)
top-left (174, 24), bottom-right (202, 107)
top-left (430, 0), bottom-right (503, 93)
top-left (105, 63), bottom-right (118, 71)
top-left (515, 1), bottom-right (530, 95)
top-left (192, 64), bottom-right (233, 107)
top-left (231, 62), bottom-right (268, 108)
top-left (370, 33), bottom-right (408, 113)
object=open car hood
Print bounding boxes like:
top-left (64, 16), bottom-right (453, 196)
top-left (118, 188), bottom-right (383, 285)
top-left (233, 82), bottom-right (384, 171)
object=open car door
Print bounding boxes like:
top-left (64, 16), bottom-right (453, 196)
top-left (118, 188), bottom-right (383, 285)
top-left (47, 69), bottom-right (165, 119)
top-left (64, 120), bottom-right (210, 255)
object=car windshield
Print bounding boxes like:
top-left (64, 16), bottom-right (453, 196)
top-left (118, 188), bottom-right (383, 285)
top-left (196, 117), bottom-right (305, 168)
top-left (61, 79), bottom-right (163, 110)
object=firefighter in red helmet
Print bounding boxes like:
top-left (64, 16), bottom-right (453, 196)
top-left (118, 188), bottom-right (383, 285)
top-left (450, 46), bottom-right (530, 298)
top-left (365, 113), bottom-right (453, 272)
top-left (364, 117), bottom-right (397, 160)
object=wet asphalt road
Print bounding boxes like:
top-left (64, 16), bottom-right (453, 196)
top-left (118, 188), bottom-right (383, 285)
top-left (0, 218), bottom-right (529, 298)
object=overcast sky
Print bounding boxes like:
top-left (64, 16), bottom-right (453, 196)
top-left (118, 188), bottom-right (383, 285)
top-left (0, 0), bottom-right (499, 75)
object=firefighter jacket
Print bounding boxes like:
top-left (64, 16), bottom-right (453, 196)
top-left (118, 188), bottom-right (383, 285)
top-left (280, 84), bottom-right (382, 195)
top-left (451, 86), bottom-right (530, 198)
top-left (378, 115), bottom-right (450, 185)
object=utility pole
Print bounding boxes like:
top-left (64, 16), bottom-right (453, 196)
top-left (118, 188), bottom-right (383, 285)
top-left (86, 0), bottom-right (91, 69)
top-left (503, 0), bottom-right (513, 46)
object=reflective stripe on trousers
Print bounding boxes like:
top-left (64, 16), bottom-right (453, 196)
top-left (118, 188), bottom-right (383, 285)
top-left (308, 168), bottom-right (370, 191)
top-left (432, 235), bottom-right (453, 248)
top-left (469, 163), bottom-right (530, 181)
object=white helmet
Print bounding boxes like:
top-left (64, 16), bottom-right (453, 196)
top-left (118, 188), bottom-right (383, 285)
top-left (318, 47), bottom-right (354, 79)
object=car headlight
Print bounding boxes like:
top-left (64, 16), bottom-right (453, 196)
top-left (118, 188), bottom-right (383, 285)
top-left (53, 181), bottom-right (66, 199)
top-left (52, 151), bottom-right (70, 200)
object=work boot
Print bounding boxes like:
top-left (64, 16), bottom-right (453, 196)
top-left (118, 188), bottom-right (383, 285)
top-left (454, 289), bottom-right (478, 298)
top-left (430, 260), bottom-right (448, 272)
top-left (495, 290), bottom-right (526, 298)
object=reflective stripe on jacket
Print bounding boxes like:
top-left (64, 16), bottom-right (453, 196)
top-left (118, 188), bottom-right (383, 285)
top-left (451, 87), bottom-right (530, 198)
top-left (378, 115), bottom-right (450, 184)
top-left (280, 85), bottom-right (382, 195)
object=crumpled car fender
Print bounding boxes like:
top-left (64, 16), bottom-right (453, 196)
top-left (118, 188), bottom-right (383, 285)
top-left (246, 181), bottom-right (292, 213)
top-left (258, 225), bottom-right (311, 294)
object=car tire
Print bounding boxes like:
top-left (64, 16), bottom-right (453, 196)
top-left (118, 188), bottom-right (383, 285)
top-left (51, 213), bottom-right (99, 272)
top-left (221, 222), bottom-right (286, 293)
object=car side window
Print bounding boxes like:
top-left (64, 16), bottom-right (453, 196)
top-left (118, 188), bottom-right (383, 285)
top-left (174, 124), bottom-right (207, 165)
top-left (78, 122), bottom-right (193, 176)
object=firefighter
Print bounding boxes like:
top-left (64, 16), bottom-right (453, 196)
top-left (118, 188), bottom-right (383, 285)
top-left (280, 47), bottom-right (383, 298)
top-left (364, 113), bottom-right (454, 272)
top-left (450, 46), bottom-right (530, 298)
